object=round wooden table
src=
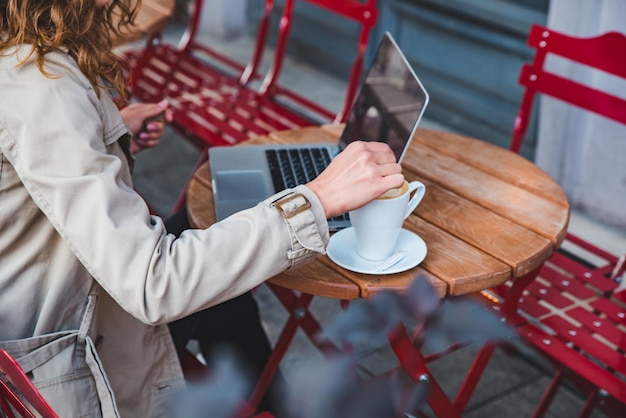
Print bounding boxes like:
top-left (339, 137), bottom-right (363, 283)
top-left (187, 125), bottom-right (570, 299)
top-left (186, 124), bottom-right (570, 413)
top-left (111, 0), bottom-right (175, 47)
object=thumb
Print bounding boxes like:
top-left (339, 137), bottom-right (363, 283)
top-left (144, 100), bottom-right (168, 121)
top-left (157, 99), bottom-right (169, 110)
top-left (157, 99), bottom-right (173, 122)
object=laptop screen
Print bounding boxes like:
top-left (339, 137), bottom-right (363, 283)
top-left (338, 32), bottom-right (429, 162)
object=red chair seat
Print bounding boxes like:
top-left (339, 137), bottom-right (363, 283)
top-left (118, 0), bottom-right (377, 150)
top-left (503, 240), bottom-right (626, 418)
top-left (479, 24), bottom-right (626, 417)
top-left (122, 42), bottom-right (317, 148)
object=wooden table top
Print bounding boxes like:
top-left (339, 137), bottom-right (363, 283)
top-left (187, 125), bottom-right (570, 300)
top-left (111, 0), bottom-right (175, 46)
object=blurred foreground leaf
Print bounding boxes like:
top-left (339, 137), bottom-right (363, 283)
top-left (284, 354), bottom-right (427, 418)
top-left (167, 275), bottom-right (514, 417)
top-left (424, 296), bottom-right (514, 352)
top-left (167, 346), bottom-right (252, 418)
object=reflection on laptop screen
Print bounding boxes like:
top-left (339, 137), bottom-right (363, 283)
top-left (338, 33), bottom-right (429, 162)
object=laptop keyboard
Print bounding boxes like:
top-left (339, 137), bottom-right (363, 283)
top-left (266, 148), bottom-right (330, 189)
top-left (265, 148), bottom-right (349, 223)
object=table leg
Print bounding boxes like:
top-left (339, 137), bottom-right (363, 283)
top-left (500, 266), bottom-right (542, 319)
top-left (248, 285), bottom-right (341, 410)
top-left (388, 324), bottom-right (463, 418)
top-left (388, 323), bottom-right (504, 418)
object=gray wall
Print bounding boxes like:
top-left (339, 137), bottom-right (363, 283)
top-left (247, 0), bottom-right (548, 158)
top-left (371, 0), bottom-right (548, 157)
top-left (204, 0), bottom-right (626, 227)
top-left (537, 0), bottom-right (626, 228)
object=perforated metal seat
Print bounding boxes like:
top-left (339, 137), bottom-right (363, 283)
top-left (117, 0), bottom-right (378, 214)
top-left (483, 24), bottom-right (626, 417)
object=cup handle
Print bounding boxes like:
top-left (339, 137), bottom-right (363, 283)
top-left (404, 181), bottom-right (426, 219)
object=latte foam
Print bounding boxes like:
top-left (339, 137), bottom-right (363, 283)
top-left (378, 181), bottom-right (409, 200)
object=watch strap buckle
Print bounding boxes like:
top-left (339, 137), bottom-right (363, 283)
top-left (274, 193), bottom-right (311, 219)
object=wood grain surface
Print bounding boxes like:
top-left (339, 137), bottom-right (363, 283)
top-left (187, 126), bottom-right (570, 299)
top-left (112, 0), bottom-right (175, 46)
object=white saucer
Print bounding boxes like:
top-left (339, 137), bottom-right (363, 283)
top-left (327, 228), bottom-right (427, 275)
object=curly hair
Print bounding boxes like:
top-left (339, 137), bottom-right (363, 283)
top-left (0, 0), bottom-right (138, 105)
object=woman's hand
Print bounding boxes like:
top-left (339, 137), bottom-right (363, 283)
top-left (120, 100), bottom-right (173, 153)
top-left (306, 141), bottom-right (404, 218)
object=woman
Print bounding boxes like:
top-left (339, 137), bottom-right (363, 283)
top-left (0, 0), bottom-right (404, 416)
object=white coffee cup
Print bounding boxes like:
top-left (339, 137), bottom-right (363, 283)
top-left (348, 180), bottom-right (426, 261)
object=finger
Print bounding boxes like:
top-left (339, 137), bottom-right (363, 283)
top-left (376, 162), bottom-right (403, 177)
top-left (379, 172), bottom-right (405, 190)
top-left (164, 108), bottom-right (174, 123)
top-left (145, 121), bottom-right (165, 132)
top-left (136, 138), bottom-right (159, 148)
top-left (139, 130), bottom-right (162, 141)
top-left (349, 140), bottom-right (396, 163)
top-left (368, 143), bottom-right (397, 164)
top-left (143, 99), bottom-right (168, 115)
top-left (144, 111), bottom-right (166, 126)
top-left (140, 120), bottom-right (165, 137)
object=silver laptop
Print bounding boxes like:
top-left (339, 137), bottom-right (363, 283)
top-left (209, 32), bottom-right (429, 229)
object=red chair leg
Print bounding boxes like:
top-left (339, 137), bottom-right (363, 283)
top-left (453, 343), bottom-right (497, 412)
top-left (530, 368), bottom-right (564, 418)
top-left (577, 390), bottom-right (600, 418)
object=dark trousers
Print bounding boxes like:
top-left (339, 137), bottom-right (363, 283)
top-left (165, 208), bottom-right (283, 415)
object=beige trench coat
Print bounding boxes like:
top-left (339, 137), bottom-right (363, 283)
top-left (0, 47), bottom-right (329, 416)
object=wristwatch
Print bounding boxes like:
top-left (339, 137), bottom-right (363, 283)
top-left (268, 190), bottom-right (322, 268)
top-left (273, 192), bottom-right (311, 219)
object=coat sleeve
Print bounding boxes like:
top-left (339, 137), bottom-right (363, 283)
top-left (0, 52), bottom-right (329, 325)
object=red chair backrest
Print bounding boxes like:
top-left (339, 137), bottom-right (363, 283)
top-left (511, 24), bottom-right (626, 153)
top-left (255, 0), bottom-right (378, 123)
top-left (181, 0), bottom-right (378, 124)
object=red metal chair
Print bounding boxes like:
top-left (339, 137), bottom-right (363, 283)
top-left (382, 24), bottom-right (626, 418)
top-left (0, 348), bottom-right (270, 418)
top-left (117, 0), bottom-right (378, 212)
top-left (120, 0), bottom-right (376, 143)
top-left (0, 349), bottom-right (59, 418)
top-left (482, 24), bottom-right (626, 417)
